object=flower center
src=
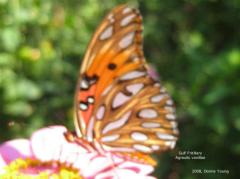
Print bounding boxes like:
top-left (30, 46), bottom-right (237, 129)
top-left (1, 158), bottom-right (82, 178)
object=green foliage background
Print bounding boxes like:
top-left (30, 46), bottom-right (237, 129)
top-left (0, 0), bottom-right (239, 178)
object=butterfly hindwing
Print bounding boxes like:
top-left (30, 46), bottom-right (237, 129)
top-left (94, 72), bottom-right (178, 153)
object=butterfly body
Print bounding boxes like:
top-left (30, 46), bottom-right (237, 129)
top-left (69, 4), bottom-right (178, 166)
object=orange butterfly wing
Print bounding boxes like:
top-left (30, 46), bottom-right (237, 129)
top-left (74, 5), bottom-right (144, 137)
top-left (74, 4), bottom-right (178, 157)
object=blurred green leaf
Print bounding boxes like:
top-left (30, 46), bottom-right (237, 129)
top-left (5, 101), bottom-right (33, 116)
top-left (0, 53), bottom-right (14, 67)
top-left (5, 79), bottom-right (42, 101)
top-left (228, 49), bottom-right (240, 66)
top-left (1, 27), bottom-right (21, 51)
top-left (0, 0), bottom-right (7, 5)
top-left (231, 144), bottom-right (240, 155)
top-left (203, 85), bottom-right (229, 105)
top-left (19, 46), bottom-right (41, 61)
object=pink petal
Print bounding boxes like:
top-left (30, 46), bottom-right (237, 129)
top-left (118, 161), bottom-right (154, 175)
top-left (0, 139), bottom-right (32, 165)
top-left (30, 125), bottom-right (87, 163)
top-left (82, 153), bottom-right (124, 177)
top-left (73, 152), bottom-right (99, 176)
top-left (58, 141), bottom-right (88, 164)
top-left (0, 155), bottom-right (6, 174)
top-left (81, 152), bottom-right (154, 179)
top-left (0, 154), bottom-right (6, 166)
top-left (31, 126), bottom-right (68, 161)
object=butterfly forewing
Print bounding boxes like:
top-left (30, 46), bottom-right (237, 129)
top-left (74, 5), bottom-right (144, 137)
top-left (74, 4), bottom-right (178, 156)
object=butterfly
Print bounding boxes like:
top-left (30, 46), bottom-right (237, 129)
top-left (65, 4), bottom-right (178, 166)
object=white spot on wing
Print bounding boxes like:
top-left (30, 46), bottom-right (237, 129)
top-left (131, 132), bottom-right (148, 141)
top-left (87, 97), bottom-right (94, 104)
top-left (101, 134), bottom-right (120, 142)
top-left (160, 87), bottom-right (166, 93)
top-left (102, 111), bottom-right (131, 134)
top-left (138, 109), bottom-right (158, 118)
top-left (80, 80), bottom-right (89, 89)
top-left (174, 128), bottom-right (179, 135)
top-left (142, 122), bottom-right (160, 128)
top-left (121, 14), bottom-right (136, 26)
top-left (126, 83), bottom-right (144, 95)
top-left (112, 92), bottom-right (131, 109)
top-left (96, 105), bottom-right (105, 120)
top-left (166, 99), bottom-right (173, 105)
top-left (99, 26), bottom-right (113, 40)
top-left (108, 13), bottom-right (114, 23)
top-left (133, 144), bottom-right (152, 153)
top-left (156, 132), bottom-right (175, 140)
top-left (130, 54), bottom-right (141, 63)
top-left (122, 7), bottom-right (131, 14)
top-left (119, 32), bottom-right (135, 49)
top-left (151, 94), bottom-right (166, 103)
top-left (166, 114), bottom-right (176, 120)
top-left (164, 106), bottom-right (175, 113)
top-left (79, 103), bottom-right (88, 110)
top-left (170, 121), bottom-right (178, 128)
top-left (154, 83), bottom-right (160, 87)
top-left (86, 117), bottom-right (94, 142)
top-left (151, 145), bottom-right (160, 151)
top-left (120, 71), bottom-right (145, 81)
top-left (165, 141), bottom-right (176, 149)
top-left (132, 56), bottom-right (141, 62)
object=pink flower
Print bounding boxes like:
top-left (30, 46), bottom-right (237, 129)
top-left (0, 126), bottom-right (156, 178)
